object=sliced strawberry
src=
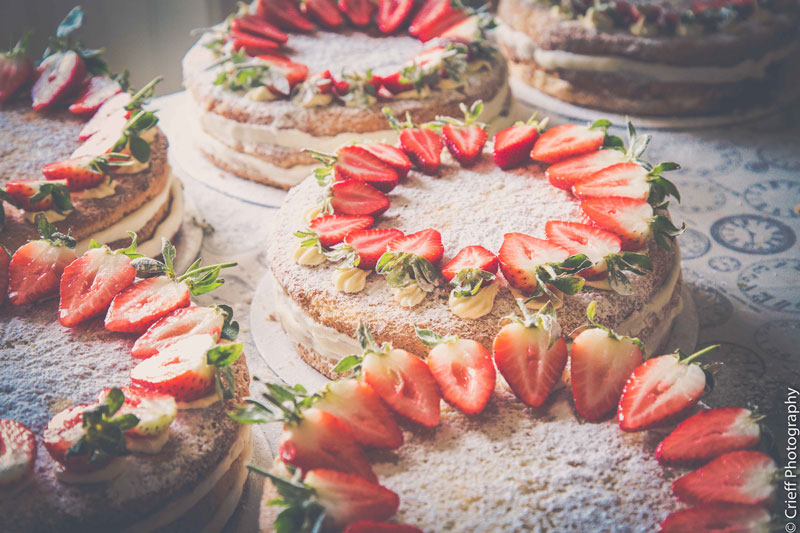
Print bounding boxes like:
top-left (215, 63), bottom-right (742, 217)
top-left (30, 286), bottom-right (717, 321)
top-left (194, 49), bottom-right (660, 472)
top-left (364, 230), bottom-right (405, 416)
top-left (43, 405), bottom-right (95, 473)
top-left (617, 346), bottom-right (717, 432)
top-left (96, 386), bottom-right (176, 438)
top-left (0, 247), bottom-right (9, 307)
top-left (531, 122), bottom-right (607, 164)
top-left (439, 14), bottom-right (482, 42)
top-left (408, 0), bottom-right (467, 42)
top-left (68, 76), bottom-right (122, 116)
top-left (581, 196), bottom-right (683, 250)
top-left (345, 521), bottom-right (423, 533)
top-left (545, 220), bottom-right (621, 277)
top-left (0, 419), bottom-right (36, 486)
top-left (304, 469), bottom-right (399, 528)
top-left (8, 216), bottom-right (77, 305)
top-left (42, 154), bottom-right (116, 191)
top-left (256, 0), bottom-right (315, 31)
top-left (78, 91), bottom-right (130, 141)
top-left (673, 450), bottom-right (777, 505)
top-left (0, 36), bottom-right (33, 105)
top-left (656, 408), bottom-right (761, 467)
top-left (441, 245), bottom-right (498, 282)
top-left (308, 214), bottom-right (374, 248)
top-left (58, 244), bottom-right (137, 327)
top-left (377, 71), bottom-right (413, 95)
top-left (230, 30), bottom-right (282, 55)
top-left (314, 379), bottom-right (404, 449)
top-left (573, 161), bottom-right (680, 207)
top-left (546, 149), bottom-right (625, 191)
top-left (5, 180), bottom-right (72, 213)
top-left (335, 146), bottom-right (399, 193)
top-left (132, 306), bottom-right (227, 359)
top-left (399, 128), bottom-right (443, 174)
top-left (338, 0), bottom-right (375, 26)
top-left (497, 233), bottom-right (569, 294)
top-left (230, 15), bottom-right (289, 44)
top-left (256, 53), bottom-right (309, 90)
top-left (493, 118), bottom-right (541, 170)
top-left (105, 276), bottom-right (191, 333)
top-left (280, 408), bottom-right (376, 481)
top-left (130, 334), bottom-right (218, 401)
top-left (377, 0), bottom-right (415, 33)
top-left (301, 0), bottom-right (343, 27)
top-left (443, 123), bottom-right (487, 167)
top-left (492, 304), bottom-right (568, 407)
top-left (660, 503), bottom-right (771, 533)
top-left (360, 143), bottom-right (412, 178)
top-left (386, 228), bottom-right (444, 265)
top-left (571, 325), bottom-right (643, 421)
top-left (339, 228), bottom-right (404, 270)
top-left (31, 50), bottom-right (86, 111)
top-left (331, 179), bottom-right (391, 217)
top-left (422, 333), bottom-right (495, 414)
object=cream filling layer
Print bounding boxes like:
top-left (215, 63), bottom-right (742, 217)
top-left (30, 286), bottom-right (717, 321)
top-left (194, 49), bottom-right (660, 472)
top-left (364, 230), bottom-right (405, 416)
top-left (176, 392), bottom-right (220, 410)
top-left (497, 22), bottom-right (798, 83)
top-left (272, 250), bottom-right (682, 364)
top-left (74, 173), bottom-right (183, 256)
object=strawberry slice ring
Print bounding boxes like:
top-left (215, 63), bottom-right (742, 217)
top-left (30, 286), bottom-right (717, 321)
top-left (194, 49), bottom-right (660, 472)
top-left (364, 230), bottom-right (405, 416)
top-left (0, 419), bottom-right (36, 487)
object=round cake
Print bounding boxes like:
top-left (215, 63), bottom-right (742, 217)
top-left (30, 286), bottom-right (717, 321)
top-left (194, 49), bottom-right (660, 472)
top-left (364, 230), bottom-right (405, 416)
top-left (181, 0), bottom-right (510, 188)
top-left (495, 0), bottom-right (800, 115)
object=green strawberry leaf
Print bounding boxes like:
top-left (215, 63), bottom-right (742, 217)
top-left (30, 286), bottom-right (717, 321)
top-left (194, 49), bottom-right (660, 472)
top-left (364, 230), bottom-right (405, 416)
top-left (207, 342), bottom-right (244, 367)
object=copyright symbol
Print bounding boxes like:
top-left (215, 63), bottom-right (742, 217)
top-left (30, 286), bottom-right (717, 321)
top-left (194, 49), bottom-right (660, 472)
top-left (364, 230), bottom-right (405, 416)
top-left (786, 522), bottom-right (796, 532)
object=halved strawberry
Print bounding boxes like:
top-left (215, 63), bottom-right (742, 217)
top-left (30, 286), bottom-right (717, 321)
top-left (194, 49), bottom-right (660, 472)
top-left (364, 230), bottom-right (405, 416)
top-left (43, 405), bottom-right (97, 473)
top-left (31, 50), bottom-right (86, 111)
top-left (256, 0), bottom-right (315, 31)
top-left (439, 14), bottom-right (483, 42)
top-left (492, 114), bottom-right (545, 170)
top-left (331, 179), bottom-right (391, 217)
top-left (230, 15), bottom-right (289, 44)
top-left (0, 35), bottom-right (33, 105)
top-left (437, 100), bottom-right (488, 167)
top-left (360, 143), bottom-right (412, 178)
top-left (230, 31), bottom-right (282, 55)
top-left (58, 241), bottom-right (138, 327)
top-left (581, 196), bottom-right (684, 250)
top-left (417, 329), bottom-right (495, 414)
top-left (78, 91), bottom-right (130, 141)
top-left (69, 75), bottom-right (122, 116)
top-left (385, 109), bottom-right (444, 173)
top-left (492, 302), bottom-right (568, 407)
top-left (497, 232), bottom-right (569, 294)
top-left (530, 120), bottom-right (609, 164)
top-left (656, 408), bottom-right (761, 467)
top-left (256, 53), bottom-right (309, 91)
top-left (330, 228), bottom-right (404, 270)
top-left (546, 149), bottom-right (625, 191)
top-left (408, 0), bottom-right (467, 42)
top-left (335, 146), bottom-right (399, 192)
top-left (570, 303), bottom-right (643, 421)
top-left (8, 214), bottom-right (77, 305)
top-left (0, 418), bottom-right (36, 486)
top-left (573, 161), bottom-right (680, 206)
top-left (96, 386), bottom-right (176, 438)
top-left (303, 214), bottom-right (374, 249)
top-left (617, 345), bottom-right (718, 432)
top-left (131, 305), bottom-right (229, 359)
top-left (545, 221), bottom-right (620, 277)
top-left (673, 450), bottom-right (777, 506)
top-left (441, 245), bottom-right (498, 283)
top-left (377, 71), bottom-right (413, 95)
top-left (386, 228), bottom-right (444, 265)
top-left (346, 521), bottom-right (423, 533)
top-left (314, 379), bottom-right (404, 448)
top-left (0, 247), bottom-right (9, 307)
top-left (5, 180), bottom-right (72, 213)
top-left (377, 0), bottom-right (415, 33)
top-left (42, 152), bottom-right (129, 191)
top-left (301, 0), bottom-right (343, 28)
top-left (338, 0), bottom-right (374, 26)
top-left (660, 503), bottom-right (771, 533)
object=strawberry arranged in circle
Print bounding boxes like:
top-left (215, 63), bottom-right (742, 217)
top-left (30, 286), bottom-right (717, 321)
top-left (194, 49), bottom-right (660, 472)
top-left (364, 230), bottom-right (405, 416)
top-left (0, 34), bottom-right (33, 105)
top-left (376, 71), bottom-right (413, 95)
top-left (377, 229), bottom-right (444, 293)
top-left (573, 161), bottom-right (680, 206)
top-left (8, 214), bottom-right (77, 306)
top-left (441, 245), bottom-right (498, 283)
top-left (105, 239), bottom-right (236, 333)
top-left (545, 221), bottom-right (621, 278)
top-left (257, 0), bottom-right (315, 32)
top-left (256, 52), bottom-right (309, 92)
top-left (330, 228), bottom-right (404, 270)
top-left (360, 143), bottom-right (412, 178)
top-left (313, 379), bottom-right (404, 449)
top-left (42, 152), bottom-right (131, 192)
top-left (497, 233), bottom-right (569, 294)
top-left (438, 100), bottom-right (488, 167)
top-left (570, 302), bottom-right (644, 421)
top-left (69, 75), bottom-right (123, 116)
top-left (58, 238), bottom-right (139, 327)
top-left (331, 179), bottom-right (391, 217)
top-left (0, 419), bottom-right (36, 486)
top-left (335, 323), bottom-right (442, 427)
top-left (338, 0), bottom-right (375, 26)
top-left (306, 214), bottom-right (374, 249)
top-left (492, 114), bottom-right (545, 170)
top-left (409, 0), bottom-right (467, 42)
top-left (229, 14), bottom-right (289, 44)
top-left (78, 91), bottom-right (131, 141)
top-left (132, 305), bottom-right (234, 359)
top-left (546, 149), bottom-right (625, 191)
top-left (417, 328), bottom-right (495, 415)
top-left (96, 386), bottom-right (177, 439)
top-left (44, 405), bottom-right (94, 473)
top-left (0, 247), bottom-right (9, 306)
top-left (335, 146), bottom-right (399, 192)
top-left (581, 196), bottom-right (684, 250)
top-left (31, 50), bottom-right (86, 111)
top-left (659, 503), bottom-right (771, 533)
top-left (4, 180), bottom-right (73, 213)
top-left (385, 109), bottom-right (444, 174)
top-left (301, 0), bottom-right (343, 28)
top-left (617, 345), bottom-right (718, 432)
top-left (230, 31), bottom-right (282, 55)
top-left (656, 407), bottom-right (762, 467)
top-left (377, 0), bottom-right (415, 34)
top-left (672, 450), bottom-right (777, 506)
top-left (530, 120), bottom-right (610, 164)
top-left (386, 228), bottom-right (444, 265)
top-left (346, 521), bottom-right (423, 533)
top-left (492, 302), bottom-right (568, 408)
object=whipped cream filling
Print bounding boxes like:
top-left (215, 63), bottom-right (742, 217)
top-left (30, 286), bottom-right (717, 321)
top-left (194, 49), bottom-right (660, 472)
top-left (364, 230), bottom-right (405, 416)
top-left (392, 283), bottom-right (427, 308)
top-left (176, 392), bottom-right (220, 410)
top-left (449, 282), bottom-right (500, 320)
top-left (497, 22), bottom-right (798, 83)
top-left (293, 242), bottom-right (327, 266)
top-left (333, 267), bottom-right (368, 293)
top-left (125, 430), bottom-right (170, 455)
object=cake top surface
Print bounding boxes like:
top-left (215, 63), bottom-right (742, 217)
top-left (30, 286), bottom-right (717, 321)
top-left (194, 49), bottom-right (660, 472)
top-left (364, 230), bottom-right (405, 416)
top-left (0, 299), bottom-right (249, 531)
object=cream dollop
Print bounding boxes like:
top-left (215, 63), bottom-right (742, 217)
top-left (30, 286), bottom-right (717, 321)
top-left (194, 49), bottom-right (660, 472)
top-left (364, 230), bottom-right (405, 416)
top-left (125, 430), bottom-right (171, 455)
top-left (23, 209), bottom-right (69, 224)
top-left (303, 205), bottom-right (323, 224)
top-left (448, 282), bottom-right (499, 319)
top-left (72, 176), bottom-right (117, 200)
top-left (333, 267), bottom-right (368, 293)
top-left (176, 393), bottom-right (219, 410)
top-left (583, 277), bottom-right (612, 291)
top-left (293, 241), bottom-right (326, 266)
top-left (246, 86), bottom-right (277, 102)
top-left (108, 127), bottom-right (159, 175)
top-left (392, 283), bottom-right (426, 308)
top-left (55, 458), bottom-right (125, 485)
top-left (509, 287), bottom-right (564, 310)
